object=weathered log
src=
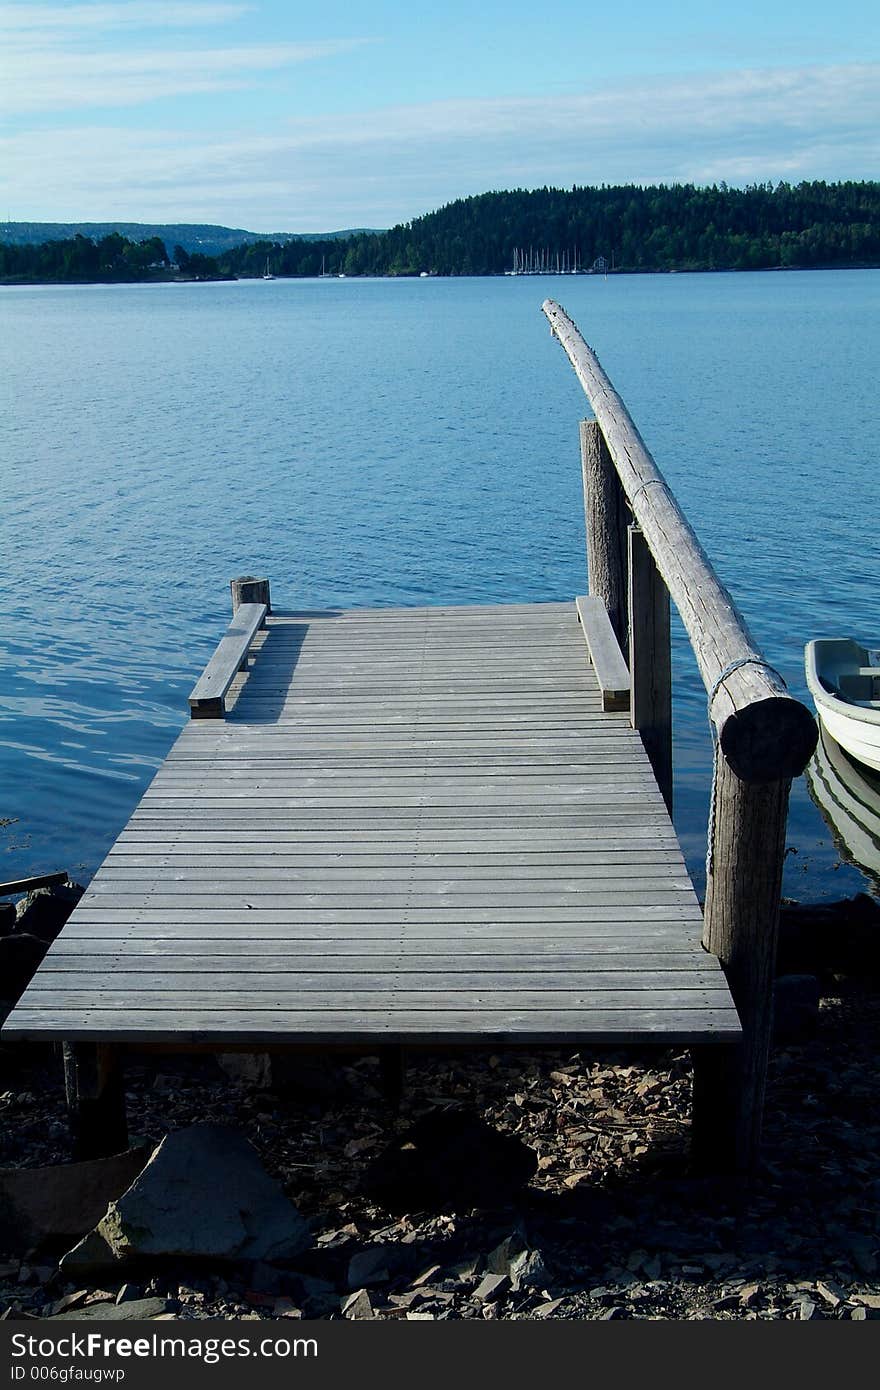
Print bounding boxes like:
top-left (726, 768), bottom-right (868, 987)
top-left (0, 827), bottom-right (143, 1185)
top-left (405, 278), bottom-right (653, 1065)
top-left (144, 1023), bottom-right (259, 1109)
top-left (580, 419), bottom-right (629, 657)
top-left (230, 576), bottom-right (271, 615)
top-left (544, 300), bottom-right (817, 783)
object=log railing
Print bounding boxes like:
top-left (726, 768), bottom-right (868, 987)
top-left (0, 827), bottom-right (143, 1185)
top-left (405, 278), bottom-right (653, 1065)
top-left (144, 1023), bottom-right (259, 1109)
top-left (544, 299), bottom-right (818, 1171)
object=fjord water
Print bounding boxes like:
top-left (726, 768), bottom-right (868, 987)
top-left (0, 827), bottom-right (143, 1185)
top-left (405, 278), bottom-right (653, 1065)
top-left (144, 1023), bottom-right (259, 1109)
top-left (2, 270), bottom-right (878, 900)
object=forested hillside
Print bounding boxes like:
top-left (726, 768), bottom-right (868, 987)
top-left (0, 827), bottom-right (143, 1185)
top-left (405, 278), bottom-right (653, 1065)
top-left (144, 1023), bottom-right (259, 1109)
top-left (219, 182), bottom-right (880, 277)
top-left (3, 182), bottom-right (878, 283)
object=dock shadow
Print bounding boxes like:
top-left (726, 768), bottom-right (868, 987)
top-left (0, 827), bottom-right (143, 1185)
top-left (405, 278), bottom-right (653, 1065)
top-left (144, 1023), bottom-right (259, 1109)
top-left (226, 610), bottom-right (345, 723)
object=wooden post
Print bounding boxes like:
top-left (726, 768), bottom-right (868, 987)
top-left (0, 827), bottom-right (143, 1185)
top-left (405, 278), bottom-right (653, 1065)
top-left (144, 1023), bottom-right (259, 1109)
top-left (231, 576), bottom-right (271, 615)
top-left (701, 751), bottom-right (792, 1171)
top-left (379, 1046), bottom-right (405, 1109)
top-left (580, 419), bottom-right (630, 657)
top-left (63, 1043), bottom-right (128, 1160)
top-left (628, 525), bottom-right (673, 813)
top-left (690, 1043), bottom-right (742, 1173)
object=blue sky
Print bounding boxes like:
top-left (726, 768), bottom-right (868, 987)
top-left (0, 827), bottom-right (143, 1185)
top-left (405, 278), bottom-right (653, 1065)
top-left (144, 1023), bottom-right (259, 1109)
top-left (1, 0), bottom-right (878, 230)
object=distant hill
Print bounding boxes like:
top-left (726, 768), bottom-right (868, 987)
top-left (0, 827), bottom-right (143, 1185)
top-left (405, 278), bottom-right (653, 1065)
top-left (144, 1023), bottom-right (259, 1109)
top-left (0, 222), bottom-right (384, 257)
top-left (4, 183), bottom-right (879, 281)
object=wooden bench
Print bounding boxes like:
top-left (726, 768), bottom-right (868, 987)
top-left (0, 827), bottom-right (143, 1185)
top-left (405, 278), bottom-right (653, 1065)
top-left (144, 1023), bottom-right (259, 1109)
top-left (188, 602), bottom-right (267, 719)
top-left (575, 595), bottom-right (631, 712)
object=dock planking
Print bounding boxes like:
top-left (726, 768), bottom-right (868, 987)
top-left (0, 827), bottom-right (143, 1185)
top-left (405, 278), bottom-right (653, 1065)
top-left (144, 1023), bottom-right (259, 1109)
top-left (5, 601), bottom-right (740, 1050)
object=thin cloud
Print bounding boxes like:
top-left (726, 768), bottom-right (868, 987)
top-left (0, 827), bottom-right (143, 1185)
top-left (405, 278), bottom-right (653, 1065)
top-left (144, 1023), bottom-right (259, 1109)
top-left (0, 3), bottom-right (253, 31)
top-left (2, 38), bottom-right (374, 114)
top-left (2, 63), bottom-right (877, 227)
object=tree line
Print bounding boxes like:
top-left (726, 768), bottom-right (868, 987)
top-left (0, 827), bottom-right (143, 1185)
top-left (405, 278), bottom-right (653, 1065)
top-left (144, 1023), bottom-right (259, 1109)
top-left (3, 182), bottom-right (879, 283)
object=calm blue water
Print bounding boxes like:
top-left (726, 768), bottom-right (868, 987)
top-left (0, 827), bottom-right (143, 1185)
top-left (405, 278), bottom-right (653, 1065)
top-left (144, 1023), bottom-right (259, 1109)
top-left (2, 271), bottom-right (878, 900)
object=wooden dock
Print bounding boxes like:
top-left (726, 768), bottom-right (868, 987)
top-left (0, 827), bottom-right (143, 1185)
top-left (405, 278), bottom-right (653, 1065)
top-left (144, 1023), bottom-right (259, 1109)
top-left (2, 302), bottom-right (818, 1171)
top-left (5, 600), bottom-right (738, 1048)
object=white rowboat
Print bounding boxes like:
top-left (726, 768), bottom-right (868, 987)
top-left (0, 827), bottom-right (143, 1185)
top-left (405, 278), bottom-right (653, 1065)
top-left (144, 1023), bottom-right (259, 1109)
top-left (804, 638), bottom-right (880, 773)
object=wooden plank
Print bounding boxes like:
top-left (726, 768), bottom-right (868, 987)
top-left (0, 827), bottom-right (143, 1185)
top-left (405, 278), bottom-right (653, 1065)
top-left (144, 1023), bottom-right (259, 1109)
top-left (3, 1008), bottom-right (743, 1046)
top-left (188, 602), bottom-right (266, 718)
top-left (576, 595), bottom-right (631, 712)
top-left (28, 971), bottom-right (730, 995)
top-left (42, 947), bottom-right (720, 967)
top-left (109, 846), bottom-right (682, 860)
top-left (61, 907), bottom-right (703, 926)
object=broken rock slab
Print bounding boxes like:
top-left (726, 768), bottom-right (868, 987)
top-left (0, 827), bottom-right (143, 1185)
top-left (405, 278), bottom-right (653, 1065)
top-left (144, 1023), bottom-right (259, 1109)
top-left (46, 1298), bottom-right (172, 1322)
top-left (0, 1147), bottom-right (149, 1255)
top-left (60, 1125), bottom-right (309, 1274)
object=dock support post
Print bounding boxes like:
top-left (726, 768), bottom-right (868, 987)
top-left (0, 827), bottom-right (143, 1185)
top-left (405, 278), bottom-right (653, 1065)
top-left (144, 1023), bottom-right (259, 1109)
top-left (628, 525), bottom-right (673, 814)
top-left (580, 419), bottom-right (630, 657)
top-left (701, 756), bottom-right (791, 1172)
top-left (231, 576), bottom-right (271, 615)
top-left (690, 1044), bottom-right (742, 1174)
top-left (63, 1043), bottom-right (128, 1160)
top-left (379, 1047), bottom-right (405, 1109)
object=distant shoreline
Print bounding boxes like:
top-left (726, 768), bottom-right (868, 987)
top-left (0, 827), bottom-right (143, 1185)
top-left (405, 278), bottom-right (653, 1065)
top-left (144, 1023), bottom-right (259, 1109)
top-left (3, 262), bottom-right (879, 288)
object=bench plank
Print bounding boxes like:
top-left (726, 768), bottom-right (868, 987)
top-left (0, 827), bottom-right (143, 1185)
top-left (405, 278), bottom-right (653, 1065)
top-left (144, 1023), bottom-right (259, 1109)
top-left (575, 595), bottom-right (631, 711)
top-left (188, 602), bottom-right (266, 718)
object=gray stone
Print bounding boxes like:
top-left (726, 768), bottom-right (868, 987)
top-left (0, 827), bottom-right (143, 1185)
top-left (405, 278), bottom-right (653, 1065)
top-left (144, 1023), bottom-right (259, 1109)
top-left (47, 1291), bottom-right (90, 1316)
top-left (798, 1300), bottom-right (822, 1321)
top-left (509, 1249), bottom-right (548, 1291)
top-left (816, 1279), bottom-right (846, 1308)
top-left (59, 1230), bottom-right (115, 1277)
top-left (115, 1283), bottom-right (143, 1305)
top-left (342, 1289), bottom-right (374, 1320)
top-left (474, 1273), bottom-right (509, 1302)
top-left (713, 1293), bottom-right (740, 1310)
top-left (485, 1235), bottom-right (525, 1275)
top-left (47, 1298), bottom-right (170, 1321)
top-left (346, 1245), bottom-right (403, 1289)
top-left (534, 1298), bottom-right (566, 1318)
top-left (61, 1126), bottom-right (309, 1271)
top-left (601, 1306), bottom-right (628, 1319)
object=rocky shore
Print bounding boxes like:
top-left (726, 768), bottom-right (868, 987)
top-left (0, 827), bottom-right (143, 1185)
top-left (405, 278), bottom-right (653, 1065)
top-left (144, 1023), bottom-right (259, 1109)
top-left (1, 886), bottom-right (878, 1322)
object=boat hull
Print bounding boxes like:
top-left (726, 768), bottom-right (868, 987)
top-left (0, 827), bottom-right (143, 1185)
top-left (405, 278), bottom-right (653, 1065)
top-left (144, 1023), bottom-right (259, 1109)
top-left (805, 638), bottom-right (880, 773)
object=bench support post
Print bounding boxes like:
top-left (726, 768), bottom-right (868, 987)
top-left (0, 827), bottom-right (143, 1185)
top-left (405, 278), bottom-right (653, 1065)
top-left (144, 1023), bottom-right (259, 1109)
top-left (231, 576), bottom-right (271, 616)
top-left (63, 1043), bottom-right (128, 1160)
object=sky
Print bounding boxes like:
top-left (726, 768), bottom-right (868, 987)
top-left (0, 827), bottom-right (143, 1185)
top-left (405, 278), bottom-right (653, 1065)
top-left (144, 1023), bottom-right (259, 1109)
top-left (1, 0), bottom-right (878, 231)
